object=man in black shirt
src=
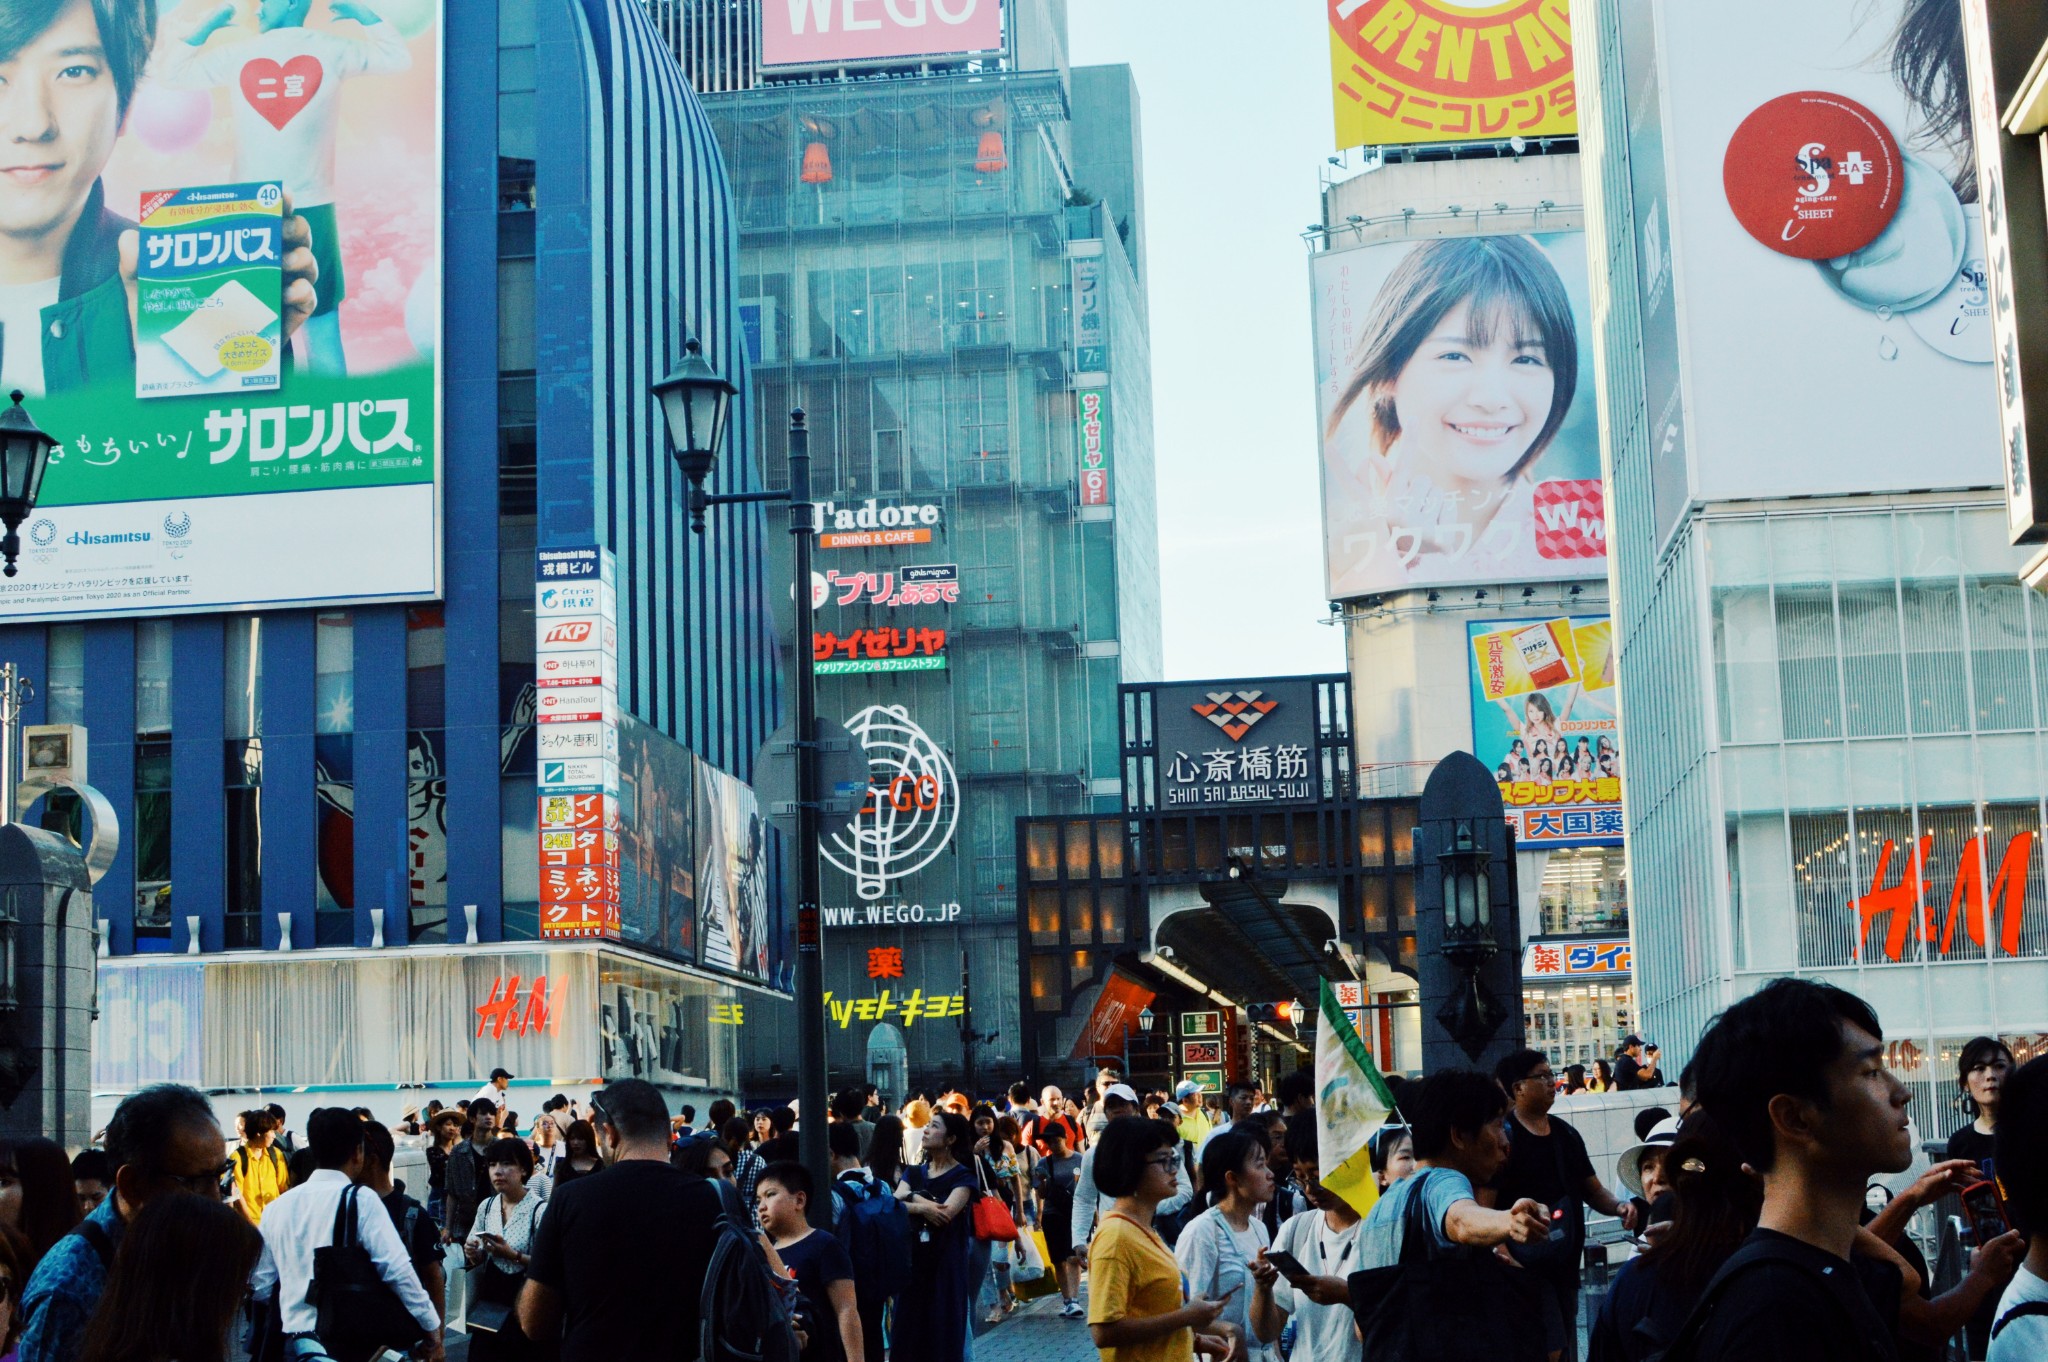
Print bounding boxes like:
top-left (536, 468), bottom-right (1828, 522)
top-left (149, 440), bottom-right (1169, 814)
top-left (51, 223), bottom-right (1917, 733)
top-left (1493, 1048), bottom-right (1639, 1362)
top-left (519, 1078), bottom-right (724, 1362)
top-left (1689, 978), bottom-right (1915, 1362)
top-left (362, 1121), bottom-right (444, 1349)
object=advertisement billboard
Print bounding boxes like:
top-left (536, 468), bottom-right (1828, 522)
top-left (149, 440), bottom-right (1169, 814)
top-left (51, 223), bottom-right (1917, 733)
top-left (1637, 0), bottom-right (2001, 513)
top-left (0, 2), bottom-right (442, 621)
top-left (695, 760), bottom-right (771, 983)
top-left (1078, 389), bottom-right (1111, 506)
top-left (760, 0), bottom-right (1004, 69)
top-left (1312, 232), bottom-right (1603, 599)
top-left (1151, 679), bottom-right (1322, 808)
top-left (1329, 0), bottom-right (1578, 150)
top-left (1468, 617), bottom-right (1621, 847)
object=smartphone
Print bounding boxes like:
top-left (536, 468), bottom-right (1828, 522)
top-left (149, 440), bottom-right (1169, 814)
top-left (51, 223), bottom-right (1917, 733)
top-left (1262, 1250), bottom-right (1311, 1282)
top-left (1962, 1180), bottom-right (2008, 1244)
top-left (1548, 1206), bottom-right (1568, 1242)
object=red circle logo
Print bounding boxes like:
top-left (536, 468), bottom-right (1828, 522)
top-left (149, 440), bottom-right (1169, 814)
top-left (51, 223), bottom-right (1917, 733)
top-left (1722, 91), bottom-right (1902, 260)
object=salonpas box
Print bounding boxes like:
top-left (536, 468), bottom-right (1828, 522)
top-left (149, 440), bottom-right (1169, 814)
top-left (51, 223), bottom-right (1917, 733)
top-left (135, 182), bottom-right (284, 399)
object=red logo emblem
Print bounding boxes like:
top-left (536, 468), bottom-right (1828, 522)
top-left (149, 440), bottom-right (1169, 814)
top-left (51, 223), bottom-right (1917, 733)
top-left (543, 621), bottom-right (592, 645)
top-left (1722, 91), bottom-right (1902, 261)
top-left (239, 56), bottom-right (324, 132)
top-left (1191, 691), bottom-right (1279, 743)
top-left (1533, 480), bottom-right (1606, 560)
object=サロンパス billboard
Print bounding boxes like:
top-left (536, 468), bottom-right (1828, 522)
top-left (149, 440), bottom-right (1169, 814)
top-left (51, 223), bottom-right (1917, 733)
top-left (1468, 617), bottom-right (1620, 848)
top-left (1632, 0), bottom-right (2001, 538)
top-left (1313, 232), bottom-right (1603, 599)
top-left (761, 0), bottom-right (1003, 69)
top-left (0, 1), bottom-right (441, 620)
top-left (1329, 0), bottom-right (1577, 150)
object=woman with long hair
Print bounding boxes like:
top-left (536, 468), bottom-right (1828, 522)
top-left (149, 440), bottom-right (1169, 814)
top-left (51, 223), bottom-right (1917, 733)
top-left (552, 1119), bottom-right (602, 1189)
top-left (1562, 1064), bottom-right (1589, 1096)
top-left (1590, 1060), bottom-right (1614, 1093)
top-left (1176, 1129), bottom-right (1277, 1362)
top-left (75, 1194), bottom-right (262, 1362)
top-left (427, 1109), bottom-right (463, 1226)
top-left (1322, 234), bottom-right (1580, 595)
top-left (0, 1138), bottom-right (80, 1272)
top-left (1589, 1113), bottom-right (1762, 1362)
top-left (866, 1114), bottom-right (905, 1189)
top-left (894, 1111), bottom-right (978, 1362)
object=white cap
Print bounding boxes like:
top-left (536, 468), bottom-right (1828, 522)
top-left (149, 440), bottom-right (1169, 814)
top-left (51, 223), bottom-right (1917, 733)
top-left (1103, 1083), bottom-right (1140, 1106)
top-left (1617, 1116), bottom-right (1681, 1197)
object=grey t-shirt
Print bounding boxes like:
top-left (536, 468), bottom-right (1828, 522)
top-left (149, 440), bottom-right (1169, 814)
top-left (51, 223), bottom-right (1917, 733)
top-left (1357, 1168), bottom-right (1476, 1268)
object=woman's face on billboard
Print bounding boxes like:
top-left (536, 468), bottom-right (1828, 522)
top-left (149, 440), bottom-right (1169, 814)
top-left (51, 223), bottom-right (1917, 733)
top-left (1387, 300), bottom-right (1554, 488)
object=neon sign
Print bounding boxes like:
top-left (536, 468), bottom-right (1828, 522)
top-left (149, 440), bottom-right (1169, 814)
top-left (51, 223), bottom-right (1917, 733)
top-left (1851, 831), bottom-right (2037, 961)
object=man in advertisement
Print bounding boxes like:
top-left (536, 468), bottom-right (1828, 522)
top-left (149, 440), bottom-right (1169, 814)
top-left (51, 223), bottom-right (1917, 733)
top-left (0, 0), bottom-right (317, 395)
top-left (160, 0), bottom-right (411, 375)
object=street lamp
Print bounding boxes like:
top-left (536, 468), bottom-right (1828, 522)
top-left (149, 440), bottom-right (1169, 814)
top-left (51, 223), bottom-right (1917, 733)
top-left (653, 339), bottom-right (831, 1226)
top-left (0, 391), bottom-right (57, 578)
top-left (1438, 820), bottom-right (1495, 961)
top-left (1137, 1006), bottom-right (1155, 1035)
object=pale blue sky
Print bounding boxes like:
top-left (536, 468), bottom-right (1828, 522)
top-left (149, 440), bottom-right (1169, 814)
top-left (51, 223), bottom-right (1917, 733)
top-left (1069, 0), bottom-right (1348, 682)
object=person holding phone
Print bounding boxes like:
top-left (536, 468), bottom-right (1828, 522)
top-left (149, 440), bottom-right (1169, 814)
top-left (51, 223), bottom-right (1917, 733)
top-left (1177, 1129), bottom-right (1277, 1362)
top-left (1088, 1116), bottom-right (1239, 1362)
top-left (464, 1137), bottom-right (546, 1361)
top-left (1251, 1121), bottom-right (1368, 1361)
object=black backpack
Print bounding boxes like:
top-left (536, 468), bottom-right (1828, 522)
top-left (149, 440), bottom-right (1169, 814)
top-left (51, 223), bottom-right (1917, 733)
top-left (1644, 1235), bottom-right (1889, 1362)
top-left (1346, 1170), bottom-right (1549, 1362)
top-left (700, 1176), bottom-right (802, 1362)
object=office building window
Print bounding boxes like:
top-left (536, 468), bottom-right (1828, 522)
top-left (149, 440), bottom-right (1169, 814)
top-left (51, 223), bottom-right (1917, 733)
top-left (315, 612), bottom-right (354, 946)
top-left (136, 620), bottom-right (172, 737)
top-left (135, 739), bottom-right (172, 946)
top-left (225, 739), bottom-right (262, 949)
top-left (45, 625), bottom-right (83, 724)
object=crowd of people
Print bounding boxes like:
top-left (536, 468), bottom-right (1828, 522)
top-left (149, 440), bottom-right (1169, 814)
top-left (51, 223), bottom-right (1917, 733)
top-left (0, 983), bottom-right (2034, 1362)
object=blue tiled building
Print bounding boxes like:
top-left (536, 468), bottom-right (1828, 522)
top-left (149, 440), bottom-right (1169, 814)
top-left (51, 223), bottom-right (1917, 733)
top-left (1, 0), bottom-right (783, 1112)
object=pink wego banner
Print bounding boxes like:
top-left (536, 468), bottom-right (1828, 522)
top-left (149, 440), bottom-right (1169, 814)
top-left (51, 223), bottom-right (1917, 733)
top-left (761, 0), bottom-right (1003, 67)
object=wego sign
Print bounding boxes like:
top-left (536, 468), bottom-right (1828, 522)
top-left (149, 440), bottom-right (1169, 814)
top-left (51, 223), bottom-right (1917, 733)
top-left (822, 705), bottom-right (962, 902)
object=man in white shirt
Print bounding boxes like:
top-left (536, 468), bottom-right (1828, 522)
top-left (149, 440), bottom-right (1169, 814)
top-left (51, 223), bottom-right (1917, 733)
top-left (252, 1107), bottom-right (443, 1361)
top-left (472, 1067), bottom-right (515, 1109)
top-left (1072, 1084), bottom-right (1192, 1246)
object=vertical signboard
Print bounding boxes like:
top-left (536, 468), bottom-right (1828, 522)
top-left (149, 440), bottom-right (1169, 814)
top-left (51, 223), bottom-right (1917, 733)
top-left (1468, 617), bottom-right (1621, 847)
top-left (0, 3), bottom-right (443, 621)
top-left (536, 547), bottom-right (621, 939)
top-left (1072, 250), bottom-right (1109, 378)
top-left (1328, 0), bottom-right (1578, 151)
top-left (1078, 390), bottom-right (1112, 506)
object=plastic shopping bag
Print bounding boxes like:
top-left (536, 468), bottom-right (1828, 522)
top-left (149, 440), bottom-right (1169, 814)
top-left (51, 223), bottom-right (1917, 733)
top-left (1013, 1228), bottom-right (1061, 1300)
top-left (1012, 1224), bottom-right (1046, 1283)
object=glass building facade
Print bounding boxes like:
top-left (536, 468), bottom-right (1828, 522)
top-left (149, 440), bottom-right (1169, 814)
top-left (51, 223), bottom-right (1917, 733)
top-left (1577, 0), bottom-right (2048, 1098)
top-left (2, 0), bottom-right (784, 1103)
top-left (668, 2), bottom-right (1163, 1092)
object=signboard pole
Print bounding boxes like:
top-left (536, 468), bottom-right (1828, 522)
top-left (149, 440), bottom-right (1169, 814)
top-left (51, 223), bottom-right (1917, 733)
top-left (790, 413), bottom-right (830, 1227)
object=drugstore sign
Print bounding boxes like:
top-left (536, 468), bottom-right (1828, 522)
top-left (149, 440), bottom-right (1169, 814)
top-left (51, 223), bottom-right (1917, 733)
top-left (1522, 938), bottom-right (1630, 978)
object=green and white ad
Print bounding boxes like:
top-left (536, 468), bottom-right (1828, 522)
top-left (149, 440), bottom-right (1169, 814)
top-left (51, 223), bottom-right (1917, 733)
top-left (0, 0), bottom-right (443, 620)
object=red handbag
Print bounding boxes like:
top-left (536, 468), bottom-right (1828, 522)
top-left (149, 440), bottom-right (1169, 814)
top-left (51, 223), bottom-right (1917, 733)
top-left (970, 1157), bottom-right (1020, 1242)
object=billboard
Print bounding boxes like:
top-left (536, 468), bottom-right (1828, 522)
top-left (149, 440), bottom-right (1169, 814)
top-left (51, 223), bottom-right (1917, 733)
top-left (1152, 678), bottom-right (1321, 808)
top-left (1079, 390), bottom-right (1111, 506)
top-left (1312, 232), bottom-right (1603, 599)
top-left (1468, 617), bottom-right (1621, 847)
top-left (695, 760), bottom-right (771, 983)
top-left (0, 1), bottom-right (442, 621)
top-left (1635, 0), bottom-right (2001, 520)
top-left (1329, 0), bottom-right (1577, 150)
top-left (760, 0), bottom-right (1004, 69)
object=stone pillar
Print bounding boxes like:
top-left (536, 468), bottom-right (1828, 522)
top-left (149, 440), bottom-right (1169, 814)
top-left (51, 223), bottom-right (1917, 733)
top-left (0, 825), bottom-right (96, 1147)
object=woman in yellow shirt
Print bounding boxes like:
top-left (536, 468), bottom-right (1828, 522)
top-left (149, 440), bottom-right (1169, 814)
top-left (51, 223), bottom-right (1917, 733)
top-left (1087, 1116), bottom-right (1238, 1362)
top-left (230, 1109), bottom-right (291, 1225)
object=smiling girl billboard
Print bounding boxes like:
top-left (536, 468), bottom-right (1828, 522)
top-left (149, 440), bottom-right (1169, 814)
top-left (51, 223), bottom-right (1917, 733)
top-left (1312, 231), bottom-right (1603, 599)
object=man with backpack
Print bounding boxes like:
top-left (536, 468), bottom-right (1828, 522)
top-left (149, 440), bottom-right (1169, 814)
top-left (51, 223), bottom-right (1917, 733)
top-left (233, 1108), bottom-right (293, 1226)
top-left (518, 1078), bottom-right (726, 1361)
top-left (831, 1122), bottom-right (909, 1358)
top-left (1681, 978), bottom-right (1914, 1362)
top-left (361, 1121), bottom-right (444, 1354)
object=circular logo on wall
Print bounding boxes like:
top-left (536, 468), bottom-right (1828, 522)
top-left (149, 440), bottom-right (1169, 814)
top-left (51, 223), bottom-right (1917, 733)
top-left (822, 704), bottom-right (960, 903)
top-left (1723, 91), bottom-right (1902, 260)
top-left (28, 519), bottom-right (55, 547)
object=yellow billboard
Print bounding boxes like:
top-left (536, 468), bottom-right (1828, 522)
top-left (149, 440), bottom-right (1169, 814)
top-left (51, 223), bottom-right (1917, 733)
top-left (1329, 0), bottom-right (1578, 150)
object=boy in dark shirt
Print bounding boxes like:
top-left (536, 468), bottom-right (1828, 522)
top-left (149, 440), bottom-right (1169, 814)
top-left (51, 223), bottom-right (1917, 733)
top-left (759, 1161), bottom-right (863, 1362)
top-left (1688, 978), bottom-right (1913, 1362)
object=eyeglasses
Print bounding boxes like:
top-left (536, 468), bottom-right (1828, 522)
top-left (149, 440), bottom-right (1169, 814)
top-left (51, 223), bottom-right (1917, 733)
top-left (1144, 1152), bottom-right (1180, 1169)
top-left (1519, 1072), bottom-right (1556, 1086)
top-left (164, 1161), bottom-right (233, 1197)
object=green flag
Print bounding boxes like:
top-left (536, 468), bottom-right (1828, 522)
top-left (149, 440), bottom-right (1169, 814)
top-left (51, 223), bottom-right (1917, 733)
top-left (1314, 977), bottom-right (1397, 1216)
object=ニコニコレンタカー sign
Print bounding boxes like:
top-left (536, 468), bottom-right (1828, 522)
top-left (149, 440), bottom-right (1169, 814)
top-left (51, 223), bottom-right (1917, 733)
top-left (0, 2), bottom-right (443, 623)
top-left (1329, 0), bottom-right (1577, 150)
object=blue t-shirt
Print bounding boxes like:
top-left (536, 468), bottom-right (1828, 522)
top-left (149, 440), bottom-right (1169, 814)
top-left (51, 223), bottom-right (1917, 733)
top-left (779, 1228), bottom-right (857, 1362)
top-left (1357, 1168), bottom-right (1476, 1268)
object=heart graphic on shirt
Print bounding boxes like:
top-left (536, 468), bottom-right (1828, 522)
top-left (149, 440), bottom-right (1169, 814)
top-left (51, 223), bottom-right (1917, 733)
top-left (238, 55), bottom-right (324, 131)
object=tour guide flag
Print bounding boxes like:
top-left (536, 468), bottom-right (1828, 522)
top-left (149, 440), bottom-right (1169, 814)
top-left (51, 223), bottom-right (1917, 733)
top-left (1316, 978), bottom-right (1397, 1216)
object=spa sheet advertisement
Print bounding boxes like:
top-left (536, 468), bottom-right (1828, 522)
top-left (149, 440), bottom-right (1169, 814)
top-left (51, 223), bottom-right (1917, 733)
top-left (0, 0), bottom-right (442, 620)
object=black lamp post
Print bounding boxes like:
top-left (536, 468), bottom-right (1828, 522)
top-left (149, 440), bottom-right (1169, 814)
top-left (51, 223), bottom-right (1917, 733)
top-left (0, 391), bottom-right (58, 578)
top-left (1416, 752), bottom-right (1519, 1068)
top-left (1137, 1005), bottom-right (1155, 1036)
top-left (653, 338), bottom-right (830, 1225)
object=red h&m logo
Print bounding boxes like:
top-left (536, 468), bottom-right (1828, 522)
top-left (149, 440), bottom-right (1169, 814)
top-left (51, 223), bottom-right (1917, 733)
top-left (1533, 480), bottom-right (1606, 560)
top-left (542, 621), bottom-right (593, 645)
top-left (475, 974), bottom-right (570, 1039)
top-left (1851, 832), bottom-right (2037, 961)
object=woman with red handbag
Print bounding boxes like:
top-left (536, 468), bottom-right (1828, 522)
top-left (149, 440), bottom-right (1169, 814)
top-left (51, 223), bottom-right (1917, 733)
top-left (897, 1111), bottom-right (979, 1362)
